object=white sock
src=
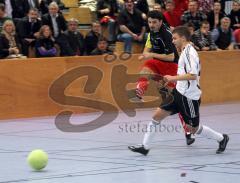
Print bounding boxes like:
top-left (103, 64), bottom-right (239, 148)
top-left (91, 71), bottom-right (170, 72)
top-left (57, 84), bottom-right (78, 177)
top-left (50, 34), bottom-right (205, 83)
top-left (196, 125), bottom-right (224, 142)
top-left (143, 119), bottom-right (159, 149)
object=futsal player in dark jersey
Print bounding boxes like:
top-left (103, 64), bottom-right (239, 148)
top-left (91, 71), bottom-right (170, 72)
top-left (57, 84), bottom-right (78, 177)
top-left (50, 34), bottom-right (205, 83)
top-left (132, 10), bottom-right (194, 145)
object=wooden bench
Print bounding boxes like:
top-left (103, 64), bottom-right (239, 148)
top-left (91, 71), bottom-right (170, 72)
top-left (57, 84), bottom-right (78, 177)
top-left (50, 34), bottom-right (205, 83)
top-left (115, 41), bottom-right (144, 54)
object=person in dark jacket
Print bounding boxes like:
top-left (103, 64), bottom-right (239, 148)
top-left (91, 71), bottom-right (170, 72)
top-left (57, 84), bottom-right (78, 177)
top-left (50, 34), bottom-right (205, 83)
top-left (0, 20), bottom-right (21, 59)
top-left (228, 0), bottom-right (240, 30)
top-left (62, 18), bottom-right (85, 56)
top-left (17, 8), bottom-right (41, 56)
top-left (85, 21), bottom-right (102, 55)
top-left (91, 36), bottom-right (112, 55)
top-left (0, 0), bottom-right (29, 18)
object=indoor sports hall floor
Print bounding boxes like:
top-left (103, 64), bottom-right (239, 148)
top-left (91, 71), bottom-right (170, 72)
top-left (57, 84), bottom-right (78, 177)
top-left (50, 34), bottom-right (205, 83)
top-left (0, 103), bottom-right (239, 183)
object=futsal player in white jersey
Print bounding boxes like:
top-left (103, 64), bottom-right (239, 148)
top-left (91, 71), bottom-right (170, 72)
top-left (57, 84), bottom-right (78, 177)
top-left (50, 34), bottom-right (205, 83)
top-left (128, 26), bottom-right (229, 155)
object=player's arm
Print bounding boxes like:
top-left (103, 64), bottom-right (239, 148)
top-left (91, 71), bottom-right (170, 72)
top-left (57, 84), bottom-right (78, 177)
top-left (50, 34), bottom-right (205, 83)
top-left (139, 33), bottom-right (175, 61)
top-left (164, 52), bottom-right (199, 82)
top-left (164, 74), bottom-right (197, 83)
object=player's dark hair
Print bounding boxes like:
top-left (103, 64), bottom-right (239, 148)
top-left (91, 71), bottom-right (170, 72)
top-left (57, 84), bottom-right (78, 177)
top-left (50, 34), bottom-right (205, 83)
top-left (172, 26), bottom-right (191, 41)
top-left (147, 10), bottom-right (163, 21)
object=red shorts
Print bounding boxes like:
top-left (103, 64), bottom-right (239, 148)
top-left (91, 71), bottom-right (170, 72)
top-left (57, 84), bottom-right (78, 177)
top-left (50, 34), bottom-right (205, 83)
top-left (142, 59), bottom-right (178, 87)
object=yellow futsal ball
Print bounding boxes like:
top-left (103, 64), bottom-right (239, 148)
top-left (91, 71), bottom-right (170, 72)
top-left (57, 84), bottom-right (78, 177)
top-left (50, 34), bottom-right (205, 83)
top-left (27, 149), bottom-right (48, 171)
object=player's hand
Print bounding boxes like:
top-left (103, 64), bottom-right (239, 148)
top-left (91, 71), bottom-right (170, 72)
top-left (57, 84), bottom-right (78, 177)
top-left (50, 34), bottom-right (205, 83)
top-left (164, 75), bottom-right (176, 82)
top-left (141, 52), bottom-right (153, 59)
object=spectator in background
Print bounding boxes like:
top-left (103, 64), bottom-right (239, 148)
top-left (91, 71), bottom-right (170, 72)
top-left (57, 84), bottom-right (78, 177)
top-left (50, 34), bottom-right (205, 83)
top-left (181, 0), bottom-right (207, 30)
top-left (163, 0), bottom-right (181, 29)
top-left (40, 0), bottom-right (65, 15)
top-left (35, 25), bottom-right (57, 57)
top-left (26, 0), bottom-right (40, 13)
top-left (0, 0), bottom-right (29, 18)
top-left (198, 0), bottom-right (214, 14)
top-left (97, 0), bottom-right (118, 43)
top-left (0, 3), bottom-right (11, 32)
top-left (41, 2), bottom-right (67, 55)
top-left (63, 18), bottom-right (85, 56)
top-left (212, 17), bottom-right (236, 50)
top-left (0, 20), bottom-right (20, 59)
top-left (117, 0), bottom-right (146, 53)
top-left (192, 20), bottom-right (217, 51)
top-left (207, 1), bottom-right (226, 30)
top-left (91, 36), bottom-right (112, 55)
top-left (18, 8), bottom-right (41, 56)
top-left (135, 0), bottom-right (149, 15)
top-left (172, 0), bottom-right (188, 17)
top-left (85, 21), bottom-right (102, 55)
top-left (153, 3), bottom-right (169, 28)
top-left (221, 0), bottom-right (233, 15)
top-left (228, 0), bottom-right (240, 30)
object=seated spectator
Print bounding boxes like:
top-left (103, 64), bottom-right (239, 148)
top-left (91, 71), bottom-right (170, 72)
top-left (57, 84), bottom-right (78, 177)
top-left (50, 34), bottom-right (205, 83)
top-left (192, 21), bottom-right (217, 51)
top-left (185, 22), bottom-right (195, 37)
top-left (18, 8), bottom-right (41, 57)
top-left (163, 0), bottom-right (181, 29)
top-left (97, 0), bottom-right (118, 43)
top-left (63, 18), bottom-right (85, 56)
top-left (212, 17), bottom-right (236, 50)
top-left (229, 0), bottom-right (240, 30)
top-left (207, 1), bottom-right (226, 30)
top-left (153, 3), bottom-right (170, 28)
top-left (117, 0), bottom-right (146, 53)
top-left (0, 20), bottom-right (21, 59)
top-left (41, 2), bottom-right (67, 56)
top-left (0, 3), bottom-right (11, 32)
top-left (35, 25), bottom-right (57, 57)
top-left (181, 0), bottom-right (207, 30)
top-left (85, 21), bottom-right (102, 55)
top-left (91, 36), bottom-right (112, 55)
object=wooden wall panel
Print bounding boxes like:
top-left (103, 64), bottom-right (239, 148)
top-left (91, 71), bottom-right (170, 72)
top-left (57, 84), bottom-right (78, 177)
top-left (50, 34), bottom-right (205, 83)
top-left (0, 51), bottom-right (239, 120)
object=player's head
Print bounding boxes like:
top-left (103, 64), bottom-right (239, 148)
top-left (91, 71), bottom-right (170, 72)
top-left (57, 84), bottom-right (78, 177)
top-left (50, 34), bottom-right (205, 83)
top-left (172, 26), bottom-right (191, 49)
top-left (147, 10), bottom-right (163, 32)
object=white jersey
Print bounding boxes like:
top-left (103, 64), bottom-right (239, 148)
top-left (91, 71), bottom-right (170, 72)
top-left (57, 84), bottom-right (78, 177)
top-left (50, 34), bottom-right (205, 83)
top-left (176, 44), bottom-right (201, 100)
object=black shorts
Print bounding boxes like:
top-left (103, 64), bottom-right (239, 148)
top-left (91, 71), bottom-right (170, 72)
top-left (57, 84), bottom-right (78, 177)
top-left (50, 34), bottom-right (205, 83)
top-left (160, 89), bottom-right (201, 128)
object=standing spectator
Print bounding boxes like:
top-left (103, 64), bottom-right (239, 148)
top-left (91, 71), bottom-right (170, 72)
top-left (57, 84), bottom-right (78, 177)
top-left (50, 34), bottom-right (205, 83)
top-left (0, 3), bottom-right (11, 32)
top-left (207, 1), bottom-right (225, 30)
top-left (192, 20), bottom-right (217, 51)
top-left (212, 17), bottom-right (236, 50)
top-left (41, 2), bottom-right (67, 55)
top-left (35, 25), bottom-right (57, 57)
top-left (97, 0), bottom-right (118, 43)
top-left (117, 0), bottom-right (146, 53)
top-left (0, 20), bottom-right (20, 59)
top-left (181, 0), bottom-right (207, 30)
top-left (26, 0), bottom-right (40, 13)
top-left (85, 21), bottom-right (102, 55)
top-left (221, 0), bottom-right (233, 15)
top-left (0, 0), bottom-right (29, 18)
top-left (163, 0), bottom-right (181, 29)
top-left (18, 8), bottom-right (41, 56)
top-left (229, 0), bottom-right (240, 30)
top-left (91, 36), bottom-right (112, 55)
top-left (63, 18), bottom-right (85, 56)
